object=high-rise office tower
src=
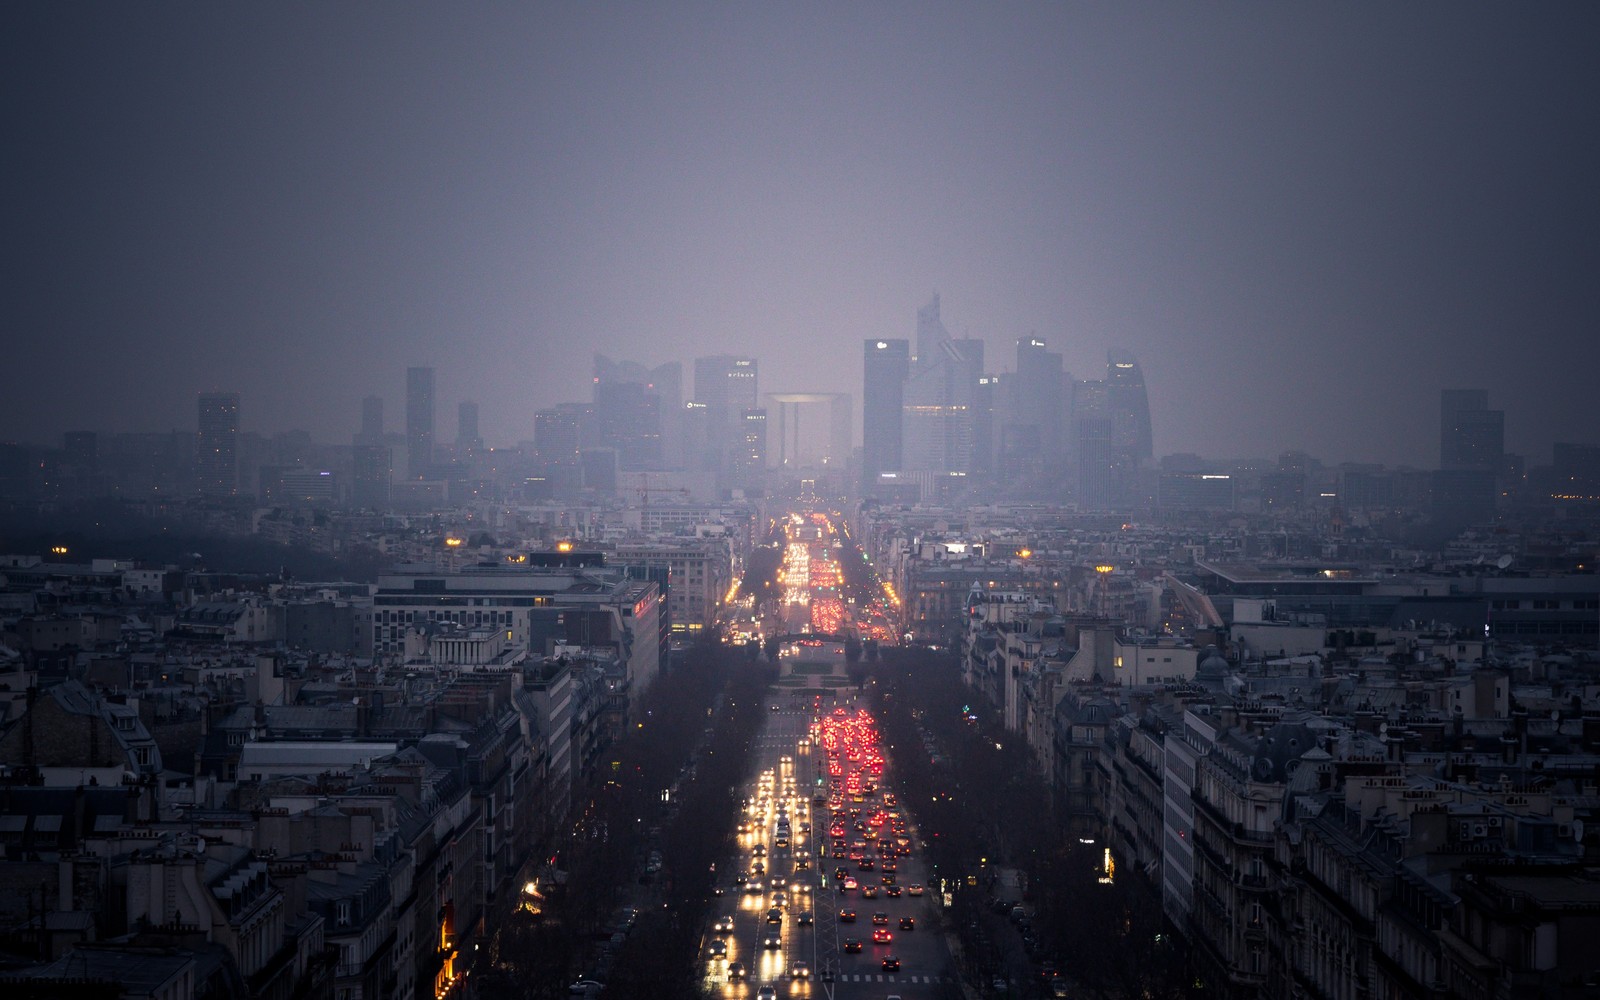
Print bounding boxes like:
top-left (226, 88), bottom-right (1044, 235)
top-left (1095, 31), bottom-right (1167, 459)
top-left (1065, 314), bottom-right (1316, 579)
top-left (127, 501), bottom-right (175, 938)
top-left (534, 405), bottom-right (583, 464)
top-left (734, 408), bottom-right (768, 489)
top-left (915, 293), bottom-right (946, 364)
top-left (902, 296), bottom-right (982, 477)
top-left (1435, 388), bottom-right (1502, 533)
top-left (593, 354), bottom-right (681, 471)
top-left (862, 338), bottom-right (910, 491)
top-left (693, 355), bottom-right (758, 478)
top-left (352, 444), bottom-right (391, 509)
top-left (405, 367), bottom-right (435, 479)
top-left (1005, 337), bottom-right (1065, 478)
top-left (534, 403), bottom-right (590, 492)
top-left (1440, 389), bottom-right (1503, 471)
top-left (1071, 380), bottom-right (1113, 508)
top-left (1105, 352), bottom-right (1154, 468)
top-left (196, 391), bottom-right (240, 496)
top-left (359, 395), bottom-right (384, 444)
top-left (971, 374), bottom-right (996, 477)
top-left (457, 400), bottom-right (481, 452)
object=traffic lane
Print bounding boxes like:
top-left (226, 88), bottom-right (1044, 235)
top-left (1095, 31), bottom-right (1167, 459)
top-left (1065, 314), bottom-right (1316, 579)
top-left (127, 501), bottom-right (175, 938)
top-left (826, 867), bottom-right (946, 998)
top-left (707, 745), bottom-right (786, 989)
top-left (819, 859), bottom-right (940, 981)
top-left (717, 696), bottom-right (819, 993)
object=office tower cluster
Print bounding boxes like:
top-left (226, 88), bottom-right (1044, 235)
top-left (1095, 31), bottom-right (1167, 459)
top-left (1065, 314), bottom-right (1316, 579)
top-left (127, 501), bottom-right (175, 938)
top-left (12, 309), bottom-right (1588, 537)
top-left (861, 294), bottom-right (1154, 507)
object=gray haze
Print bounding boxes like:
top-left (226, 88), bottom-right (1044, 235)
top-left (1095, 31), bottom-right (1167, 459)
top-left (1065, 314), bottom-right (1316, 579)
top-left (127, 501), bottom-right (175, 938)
top-left (5, 3), bottom-right (1597, 466)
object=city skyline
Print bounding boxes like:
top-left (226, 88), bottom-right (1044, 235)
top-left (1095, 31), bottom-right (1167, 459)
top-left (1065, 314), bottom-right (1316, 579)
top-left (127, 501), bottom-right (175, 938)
top-left (5, 5), bottom-right (1599, 466)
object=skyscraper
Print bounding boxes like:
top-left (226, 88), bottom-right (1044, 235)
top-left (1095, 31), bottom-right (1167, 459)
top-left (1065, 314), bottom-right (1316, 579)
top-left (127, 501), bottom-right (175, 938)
top-left (593, 354), bottom-right (680, 471)
top-left (1105, 351), bottom-right (1154, 469)
top-left (861, 338), bottom-right (910, 491)
top-left (1435, 388), bottom-right (1502, 535)
top-left (902, 296), bottom-right (982, 477)
top-left (1005, 337), bottom-right (1065, 479)
top-left (358, 394), bottom-right (384, 445)
top-left (457, 400), bottom-right (481, 452)
top-left (734, 408), bottom-right (768, 489)
top-left (1440, 389), bottom-right (1503, 471)
top-left (1071, 380), bottom-right (1113, 508)
top-left (352, 444), bottom-right (391, 509)
top-left (693, 355), bottom-right (758, 479)
top-left (196, 391), bottom-right (240, 496)
top-left (405, 367), bottom-right (435, 479)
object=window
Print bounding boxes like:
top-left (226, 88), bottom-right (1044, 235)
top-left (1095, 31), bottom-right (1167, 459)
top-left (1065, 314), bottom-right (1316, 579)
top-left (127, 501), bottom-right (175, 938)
top-left (336, 900), bottom-right (352, 926)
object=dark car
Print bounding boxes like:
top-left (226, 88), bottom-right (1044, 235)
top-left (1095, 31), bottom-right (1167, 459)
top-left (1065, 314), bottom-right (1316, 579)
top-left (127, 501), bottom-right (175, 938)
top-left (881, 955), bottom-right (901, 972)
top-left (898, 915), bottom-right (915, 930)
top-left (843, 938), bottom-right (862, 953)
top-left (839, 908), bottom-right (857, 922)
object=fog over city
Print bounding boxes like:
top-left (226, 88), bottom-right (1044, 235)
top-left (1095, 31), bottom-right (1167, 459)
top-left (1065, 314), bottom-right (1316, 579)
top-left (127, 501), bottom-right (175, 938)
top-left (6, 4), bottom-right (1598, 466)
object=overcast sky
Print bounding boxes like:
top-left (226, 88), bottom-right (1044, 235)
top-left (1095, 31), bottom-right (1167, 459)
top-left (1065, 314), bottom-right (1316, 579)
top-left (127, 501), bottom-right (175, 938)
top-left (4, 3), bottom-right (1597, 466)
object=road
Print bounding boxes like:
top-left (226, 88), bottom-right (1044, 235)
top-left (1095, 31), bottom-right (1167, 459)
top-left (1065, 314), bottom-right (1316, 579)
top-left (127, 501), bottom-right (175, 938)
top-left (700, 695), bottom-right (959, 1000)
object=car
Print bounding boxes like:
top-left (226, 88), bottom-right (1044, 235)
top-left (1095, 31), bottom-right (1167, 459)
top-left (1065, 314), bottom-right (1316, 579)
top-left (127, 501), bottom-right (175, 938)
top-left (861, 886), bottom-right (879, 899)
top-left (1051, 982), bottom-right (1071, 998)
top-left (766, 907), bottom-right (783, 924)
top-left (757, 986), bottom-right (777, 1000)
top-left (872, 928), bottom-right (893, 944)
top-left (842, 876), bottom-right (858, 890)
top-left (789, 961), bottom-right (811, 980)
top-left (882, 954), bottom-right (901, 972)
top-left (762, 932), bottom-right (782, 949)
top-left (839, 908), bottom-right (857, 922)
top-left (885, 885), bottom-right (902, 897)
top-left (898, 916), bottom-right (915, 930)
top-left (907, 883), bottom-right (924, 896)
top-left (843, 937), bottom-right (863, 953)
top-left (798, 910), bottom-right (813, 926)
top-left (714, 915), bottom-right (735, 933)
top-left (727, 961), bottom-right (746, 981)
top-left (712, 884), bottom-right (726, 896)
top-left (753, 844), bottom-right (766, 857)
top-left (871, 912), bottom-right (889, 925)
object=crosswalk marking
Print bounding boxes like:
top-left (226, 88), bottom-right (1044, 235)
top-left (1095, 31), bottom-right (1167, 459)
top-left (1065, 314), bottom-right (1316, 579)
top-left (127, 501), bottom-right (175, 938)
top-left (832, 973), bottom-right (946, 983)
